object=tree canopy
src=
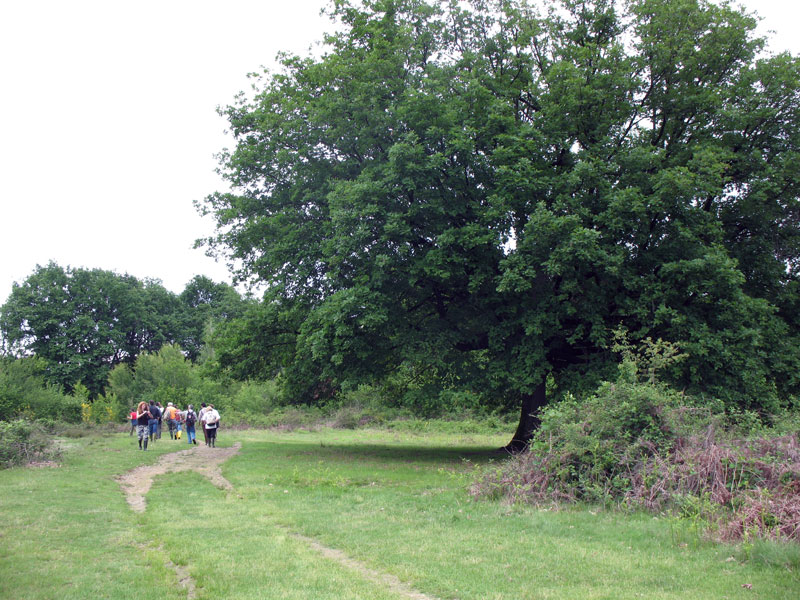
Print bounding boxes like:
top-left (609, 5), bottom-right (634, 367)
top-left (0, 263), bottom-right (243, 397)
top-left (197, 0), bottom-right (800, 448)
top-left (178, 275), bottom-right (248, 361)
top-left (108, 344), bottom-right (201, 410)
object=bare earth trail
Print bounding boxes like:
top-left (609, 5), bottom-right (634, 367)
top-left (116, 442), bottom-right (439, 600)
top-left (116, 442), bottom-right (242, 513)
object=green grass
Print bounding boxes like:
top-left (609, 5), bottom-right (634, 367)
top-left (1, 428), bottom-right (798, 599)
top-left (0, 435), bottom-right (185, 600)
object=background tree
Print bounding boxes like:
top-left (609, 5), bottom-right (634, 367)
top-left (0, 356), bottom-right (82, 422)
top-left (178, 275), bottom-right (247, 361)
top-left (198, 0), bottom-right (800, 449)
top-left (109, 344), bottom-right (200, 409)
top-left (0, 263), bottom-right (185, 396)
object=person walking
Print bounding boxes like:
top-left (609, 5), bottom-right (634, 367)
top-left (202, 404), bottom-right (221, 448)
top-left (165, 402), bottom-right (179, 439)
top-left (174, 405), bottom-right (183, 440)
top-left (197, 403), bottom-right (209, 446)
top-left (136, 401), bottom-right (151, 450)
top-left (148, 400), bottom-right (161, 443)
top-left (183, 404), bottom-right (198, 445)
top-left (129, 408), bottom-right (137, 436)
top-left (155, 402), bottom-right (164, 439)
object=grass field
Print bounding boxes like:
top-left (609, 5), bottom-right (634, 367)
top-left (1, 428), bottom-right (797, 599)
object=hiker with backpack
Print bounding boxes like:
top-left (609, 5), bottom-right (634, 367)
top-left (165, 402), bottom-right (180, 440)
top-left (183, 405), bottom-right (198, 445)
top-left (201, 404), bottom-right (221, 448)
top-left (147, 400), bottom-right (161, 443)
top-left (174, 405), bottom-right (184, 440)
top-left (197, 403), bottom-right (210, 446)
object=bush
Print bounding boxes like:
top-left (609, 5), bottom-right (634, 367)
top-left (326, 404), bottom-right (385, 429)
top-left (470, 365), bottom-right (800, 542)
top-left (28, 385), bottom-right (83, 423)
top-left (80, 390), bottom-right (123, 424)
top-left (228, 380), bottom-right (280, 416)
top-left (250, 406), bottom-right (325, 430)
top-left (512, 369), bottom-right (693, 503)
top-left (110, 344), bottom-right (210, 413)
top-left (0, 357), bottom-right (83, 423)
top-left (398, 386), bottom-right (488, 418)
top-left (0, 420), bottom-right (59, 468)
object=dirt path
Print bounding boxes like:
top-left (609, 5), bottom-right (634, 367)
top-left (290, 530), bottom-right (440, 600)
top-left (116, 442), bottom-right (439, 600)
top-left (116, 442), bottom-right (241, 513)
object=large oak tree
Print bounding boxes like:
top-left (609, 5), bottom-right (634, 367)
top-left (198, 0), bottom-right (800, 449)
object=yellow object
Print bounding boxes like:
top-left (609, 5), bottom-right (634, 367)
top-left (177, 430), bottom-right (182, 439)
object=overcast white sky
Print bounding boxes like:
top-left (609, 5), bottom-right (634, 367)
top-left (0, 0), bottom-right (797, 301)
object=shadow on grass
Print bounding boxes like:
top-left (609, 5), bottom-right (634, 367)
top-left (246, 439), bottom-right (509, 466)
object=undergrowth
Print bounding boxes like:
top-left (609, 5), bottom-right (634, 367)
top-left (220, 400), bottom-right (513, 435)
top-left (470, 360), bottom-right (800, 543)
top-left (0, 420), bottom-right (61, 467)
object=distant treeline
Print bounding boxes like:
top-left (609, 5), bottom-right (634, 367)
top-left (0, 262), bottom-right (247, 398)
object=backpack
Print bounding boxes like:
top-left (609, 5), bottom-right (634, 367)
top-left (186, 410), bottom-right (196, 425)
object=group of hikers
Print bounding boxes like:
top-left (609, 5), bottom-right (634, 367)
top-left (129, 401), bottom-right (221, 450)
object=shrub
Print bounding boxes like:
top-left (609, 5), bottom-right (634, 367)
top-left (0, 420), bottom-right (59, 468)
top-left (504, 370), bottom-right (692, 503)
top-left (0, 357), bottom-right (82, 423)
top-left (326, 404), bottom-right (383, 429)
top-left (81, 391), bottom-right (122, 424)
top-left (26, 384), bottom-right (83, 423)
top-left (110, 344), bottom-right (209, 412)
top-left (470, 367), bottom-right (800, 541)
top-left (336, 384), bottom-right (386, 409)
top-left (260, 406), bottom-right (324, 430)
top-left (398, 386), bottom-right (488, 418)
top-left (185, 377), bottom-right (232, 414)
top-left (229, 380), bottom-right (280, 416)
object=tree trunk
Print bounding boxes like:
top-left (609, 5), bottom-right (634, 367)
top-left (502, 380), bottom-right (547, 453)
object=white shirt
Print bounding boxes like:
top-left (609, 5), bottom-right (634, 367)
top-left (202, 408), bottom-right (220, 428)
